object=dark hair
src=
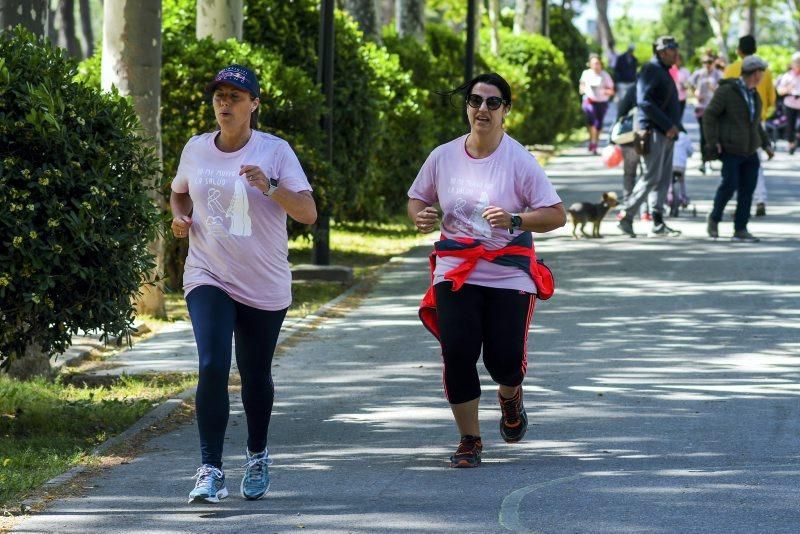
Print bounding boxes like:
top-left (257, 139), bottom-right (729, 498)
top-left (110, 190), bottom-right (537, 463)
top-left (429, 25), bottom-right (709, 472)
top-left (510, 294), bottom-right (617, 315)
top-left (438, 72), bottom-right (512, 108)
top-left (250, 102), bottom-right (259, 129)
top-left (739, 35), bottom-right (757, 55)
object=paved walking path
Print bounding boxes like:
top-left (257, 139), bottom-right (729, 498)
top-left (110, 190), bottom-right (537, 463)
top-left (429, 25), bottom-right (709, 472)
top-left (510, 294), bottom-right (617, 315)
top-left (14, 121), bottom-right (800, 532)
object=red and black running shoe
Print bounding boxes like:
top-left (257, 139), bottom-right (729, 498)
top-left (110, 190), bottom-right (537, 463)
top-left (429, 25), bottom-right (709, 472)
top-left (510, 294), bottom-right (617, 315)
top-left (449, 435), bottom-right (483, 468)
top-left (499, 387), bottom-right (528, 443)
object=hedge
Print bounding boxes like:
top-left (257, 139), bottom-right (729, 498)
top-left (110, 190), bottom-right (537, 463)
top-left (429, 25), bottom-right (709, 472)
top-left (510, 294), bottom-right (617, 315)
top-left (0, 27), bottom-right (161, 366)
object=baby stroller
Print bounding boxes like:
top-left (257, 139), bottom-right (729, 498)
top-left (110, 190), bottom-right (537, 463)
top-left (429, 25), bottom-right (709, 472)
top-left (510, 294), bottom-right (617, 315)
top-left (667, 171), bottom-right (697, 217)
top-left (765, 100), bottom-right (789, 146)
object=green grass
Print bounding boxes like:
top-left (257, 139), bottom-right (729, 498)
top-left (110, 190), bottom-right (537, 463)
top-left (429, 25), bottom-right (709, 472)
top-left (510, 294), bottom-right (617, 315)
top-left (0, 373), bottom-right (196, 509)
top-left (287, 219), bottom-right (423, 275)
top-left (163, 218), bottom-right (426, 321)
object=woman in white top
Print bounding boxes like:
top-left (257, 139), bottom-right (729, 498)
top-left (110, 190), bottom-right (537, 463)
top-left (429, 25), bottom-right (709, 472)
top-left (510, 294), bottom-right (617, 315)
top-left (579, 54), bottom-right (615, 155)
top-left (776, 52), bottom-right (800, 154)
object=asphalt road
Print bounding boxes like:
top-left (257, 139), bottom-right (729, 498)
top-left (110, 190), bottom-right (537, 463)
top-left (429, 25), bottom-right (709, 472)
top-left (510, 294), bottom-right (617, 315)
top-left (14, 128), bottom-right (800, 533)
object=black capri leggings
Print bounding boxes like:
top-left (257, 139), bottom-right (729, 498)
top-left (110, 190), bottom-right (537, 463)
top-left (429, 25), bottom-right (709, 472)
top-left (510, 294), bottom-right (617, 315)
top-left (434, 282), bottom-right (536, 404)
top-left (186, 285), bottom-right (287, 469)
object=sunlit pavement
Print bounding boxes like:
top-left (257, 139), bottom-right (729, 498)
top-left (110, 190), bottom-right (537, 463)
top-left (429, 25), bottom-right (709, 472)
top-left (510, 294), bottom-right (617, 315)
top-left (15, 116), bottom-right (800, 532)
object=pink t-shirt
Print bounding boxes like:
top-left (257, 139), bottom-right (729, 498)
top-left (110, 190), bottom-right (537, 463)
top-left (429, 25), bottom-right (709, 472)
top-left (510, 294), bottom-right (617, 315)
top-left (171, 131), bottom-right (312, 310)
top-left (408, 134), bottom-right (562, 293)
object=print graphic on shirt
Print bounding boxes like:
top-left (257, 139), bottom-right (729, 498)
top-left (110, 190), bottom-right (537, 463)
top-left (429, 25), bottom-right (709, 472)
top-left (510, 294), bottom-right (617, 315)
top-left (206, 188), bottom-right (228, 237)
top-left (469, 192), bottom-right (494, 237)
top-left (226, 180), bottom-right (252, 236)
top-left (450, 198), bottom-right (472, 235)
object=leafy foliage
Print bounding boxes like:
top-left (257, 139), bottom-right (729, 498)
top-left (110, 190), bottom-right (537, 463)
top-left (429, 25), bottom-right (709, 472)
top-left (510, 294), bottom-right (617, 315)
top-left (486, 29), bottom-right (578, 145)
top-left (758, 45), bottom-right (794, 79)
top-left (549, 6), bottom-right (591, 88)
top-left (245, 0), bottom-right (433, 220)
top-left (0, 27), bottom-right (161, 366)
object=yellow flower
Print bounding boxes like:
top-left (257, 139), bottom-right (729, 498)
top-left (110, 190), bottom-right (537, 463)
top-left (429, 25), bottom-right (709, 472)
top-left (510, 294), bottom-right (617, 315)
top-left (29, 231), bottom-right (38, 239)
top-left (21, 169), bottom-right (30, 178)
top-left (12, 236), bottom-right (22, 247)
top-left (81, 201), bottom-right (91, 210)
top-left (31, 294), bottom-right (41, 304)
top-left (0, 275), bottom-right (10, 287)
top-left (38, 177), bottom-right (49, 186)
top-left (47, 218), bottom-right (59, 228)
top-left (27, 204), bottom-right (34, 211)
top-left (53, 244), bottom-right (63, 254)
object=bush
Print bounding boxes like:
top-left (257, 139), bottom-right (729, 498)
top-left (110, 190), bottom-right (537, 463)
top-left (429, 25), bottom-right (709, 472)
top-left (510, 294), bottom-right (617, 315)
top-left (245, 0), bottom-right (435, 221)
top-left (758, 44), bottom-right (794, 78)
top-left (549, 6), bottom-right (591, 89)
top-left (384, 22), bottom-right (490, 147)
top-left (0, 28), bottom-right (161, 366)
top-left (485, 29), bottom-right (578, 145)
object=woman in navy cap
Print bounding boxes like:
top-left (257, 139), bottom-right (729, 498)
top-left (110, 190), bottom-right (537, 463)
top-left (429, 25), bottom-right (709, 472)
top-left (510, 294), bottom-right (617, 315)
top-left (170, 64), bottom-right (317, 503)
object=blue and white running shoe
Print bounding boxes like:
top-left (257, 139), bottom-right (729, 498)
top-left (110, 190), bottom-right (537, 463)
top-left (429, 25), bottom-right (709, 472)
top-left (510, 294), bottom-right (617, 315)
top-left (241, 449), bottom-right (272, 500)
top-left (188, 464), bottom-right (228, 504)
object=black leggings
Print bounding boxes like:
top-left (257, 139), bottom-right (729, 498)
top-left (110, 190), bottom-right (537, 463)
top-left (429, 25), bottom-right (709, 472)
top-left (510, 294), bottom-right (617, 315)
top-left (186, 285), bottom-right (287, 469)
top-left (786, 107), bottom-right (799, 145)
top-left (434, 282), bottom-right (535, 404)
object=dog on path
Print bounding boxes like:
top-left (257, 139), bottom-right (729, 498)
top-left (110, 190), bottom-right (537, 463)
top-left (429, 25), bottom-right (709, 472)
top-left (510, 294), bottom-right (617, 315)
top-left (567, 192), bottom-right (619, 238)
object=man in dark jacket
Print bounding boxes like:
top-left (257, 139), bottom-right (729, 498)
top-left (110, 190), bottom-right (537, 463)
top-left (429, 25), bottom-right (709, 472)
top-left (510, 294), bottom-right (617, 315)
top-left (704, 55), bottom-right (774, 242)
top-left (614, 45), bottom-right (638, 101)
top-left (617, 36), bottom-right (683, 237)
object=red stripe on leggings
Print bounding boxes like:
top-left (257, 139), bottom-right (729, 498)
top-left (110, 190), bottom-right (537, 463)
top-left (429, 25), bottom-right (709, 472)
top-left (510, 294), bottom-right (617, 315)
top-left (521, 295), bottom-right (536, 376)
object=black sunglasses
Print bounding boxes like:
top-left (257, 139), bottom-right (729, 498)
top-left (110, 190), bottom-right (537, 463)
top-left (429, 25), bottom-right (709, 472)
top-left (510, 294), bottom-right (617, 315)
top-left (466, 94), bottom-right (506, 111)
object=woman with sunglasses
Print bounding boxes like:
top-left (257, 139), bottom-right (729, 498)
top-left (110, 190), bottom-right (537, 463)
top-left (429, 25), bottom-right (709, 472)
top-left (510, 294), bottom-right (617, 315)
top-left (171, 65), bottom-right (317, 503)
top-left (408, 72), bottom-right (566, 468)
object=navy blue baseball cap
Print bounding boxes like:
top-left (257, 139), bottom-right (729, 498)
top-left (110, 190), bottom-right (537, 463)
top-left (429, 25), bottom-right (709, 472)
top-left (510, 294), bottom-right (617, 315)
top-left (206, 64), bottom-right (260, 98)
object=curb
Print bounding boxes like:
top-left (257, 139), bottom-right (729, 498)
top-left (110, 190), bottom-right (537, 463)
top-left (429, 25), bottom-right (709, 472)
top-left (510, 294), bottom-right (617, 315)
top-left (16, 265), bottom-right (379, 516)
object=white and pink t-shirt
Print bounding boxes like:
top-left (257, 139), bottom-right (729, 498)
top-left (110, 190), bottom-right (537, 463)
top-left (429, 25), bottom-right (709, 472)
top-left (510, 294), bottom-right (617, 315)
top-left (408, 134), bottom-right (562, 294)
top-left (171, 131), bottom-right (312, 310)
top-left (579, 69), bottom-right (615, 103)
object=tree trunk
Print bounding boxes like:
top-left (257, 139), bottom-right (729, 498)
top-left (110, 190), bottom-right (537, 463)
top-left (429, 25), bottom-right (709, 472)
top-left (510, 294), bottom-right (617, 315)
top-left (0, 0), bottom-right (48, 34)
top-left (699, 0), bottom-right (729, 59)
top-left (488, 0), bottom-right (500, 54)
top-left (395, 0), bottom-right (424, 41)
top-left (378, 0), bottom-right (393, 29)
top-left (79, 0), bottom-right (94, 57)
top-left (343, 0), bottom-right (380, 41)
top-left (5, 341), bottom-right (53, 380)
top-left (791, 0), bottom-right (800, 49)
top-left (196, 0), bottom-right (243, 41)
top-left (739, 0), bottom-right (756, 37)
top-left (58, 0), bottom-right (81, 57)
top-left (514, 0), bottom-right (538, 34)
top-left (102, 0), bottom-right (166, 318)
top-left (595, 0), bottom-right (615, 61)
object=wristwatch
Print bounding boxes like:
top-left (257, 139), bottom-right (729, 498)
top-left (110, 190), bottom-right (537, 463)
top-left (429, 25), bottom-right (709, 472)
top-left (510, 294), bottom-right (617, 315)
top-left (263, 177), bottom-right (279, 197)
top-left (509, 213), bottom-right (522, 234)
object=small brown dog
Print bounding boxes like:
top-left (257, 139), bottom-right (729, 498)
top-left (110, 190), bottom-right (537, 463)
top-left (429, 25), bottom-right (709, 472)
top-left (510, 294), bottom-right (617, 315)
top-left (568, 192), bottom-right (619, 238)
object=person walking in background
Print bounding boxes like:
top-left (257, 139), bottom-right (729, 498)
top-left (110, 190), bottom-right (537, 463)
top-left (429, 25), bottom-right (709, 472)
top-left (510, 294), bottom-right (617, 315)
top-left (614, 45), bottom-right (638, 103)
top-left (617, 36), bottom-right (683, 238)
top-left (670, 53), bottom-right (691, 118)
top-left (171, 64), bottom-right (317, 504)
top-left (408, 73), bottom-right (565, 468)
top-left (775, 52), bottom-right (800, 155)
top-left (704, 56), bottom-right (774, 243)
top-left (724, 35), bottom-right (776, 217)
top-left (689, 53), bottom-right (722, 174)
top-left (579, 54), bottom-right (615, 155)
top-left (614, 82), bottom-right (648, 219)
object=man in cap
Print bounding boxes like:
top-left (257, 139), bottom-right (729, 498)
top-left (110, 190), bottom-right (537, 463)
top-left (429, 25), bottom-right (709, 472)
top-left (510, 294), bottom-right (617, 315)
top-left (703, 55), bottom-right (774, 243)
top-left (617, 36), bottom-right (683, 238)
top-left (724, 35), bottom-right (776, 217)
